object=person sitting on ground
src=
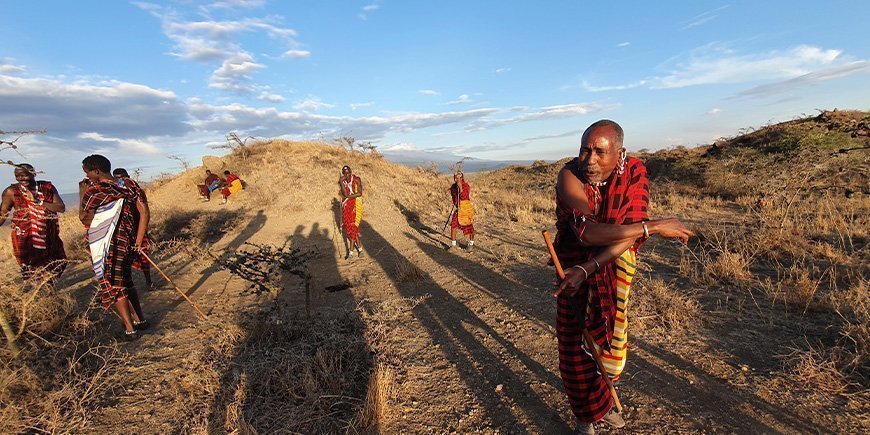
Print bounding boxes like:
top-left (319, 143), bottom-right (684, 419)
top-left (113, 168), bottom-right (155, 292)
top-left (552, 120), bottom-right (694, 434)
top-left (0, 163), bottom-right (67, 281)
top-left (197, 169), bottom-right (221, 202)
top-left (338, 165), bottom-right (364, 259)
top-left (219, 170), bottom-right (243, 204)
top-left (447, 170), bottom-right (475, 251)
top-left (80, 155), bottom-right (149, 340)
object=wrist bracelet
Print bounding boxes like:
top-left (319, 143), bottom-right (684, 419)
top-left (591, 257), bottom-right (600, 272)
top-left (571, 265), bottom-right (589, 281)
top-left (642, 221), bottom-right (650, 239)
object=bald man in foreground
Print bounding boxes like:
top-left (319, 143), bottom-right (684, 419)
top-left (551, 120), bottom-right (694, 434)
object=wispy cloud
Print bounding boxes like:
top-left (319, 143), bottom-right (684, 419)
top-left (582, 44), bottom-right (861, 92)
top-left (360, 2), bottom-right (380, 20)
top-left (258, 92), bottom-right (285, 103)
top-left (707, 108), bottom-right (722, 115)
top-left (616, 42), bottom-right (631, 48)
top-left (418, 89), bottom-right (439, 96)
top-left (205, 0), bottom-right (265, 10)
top-left (682, 5), bottom-right (730, 29)
top-left (135, 2), bottom-right (303, 93)
top-left (350, 102), bottom-right (375, 110)
top-left (446, 94), bottom-right (472, 105)
top-left (78, 132), bottom-right (161, 154)
top-left (0, 59), bottom-right (26, 74)
top-left (292, 97), bottom-right (335, 112)
top-left (731, 61), bottom-right (870, 99)
top-left (495, 67), bottom-right (512, 74)
top-left (283, 49), bottom-right (311, 59)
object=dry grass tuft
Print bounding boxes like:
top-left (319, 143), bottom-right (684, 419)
top-left (394, 255), bottom-right (426, 283)
top-left (631, 278), bottom-right (701, 333)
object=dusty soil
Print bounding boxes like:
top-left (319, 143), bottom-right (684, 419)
top-left (5, 136), bottom-right (866, 433)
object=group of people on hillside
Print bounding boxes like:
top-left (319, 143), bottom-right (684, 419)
top-left (0, 120), bottom-right (693, 433)
top-left (196, 169), bottom-right (244, 204)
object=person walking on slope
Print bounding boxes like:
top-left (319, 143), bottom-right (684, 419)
top-left (339, 165), bottom-right (364, 259)
top-left (447, 171), bottom-right (475, 251)
top-left (80, 155), bottom-right (150, 340)
top-left (551, 120), bottom-right (694, 434)
top-left (0, 163), bottom-right (67, 281)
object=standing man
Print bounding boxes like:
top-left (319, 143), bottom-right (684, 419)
top-left (447, 171), bottom-right (475, 251)
top-left (80, 155), bottom-right (149, 340)
top-left (552, 120), bottom-right (693, 434)
top-left (113, 168), bottom-right (155, 293)
top-left (339, 165), bottom-right (363, 259)
top-left (0, 163), bottom-right (67, 281)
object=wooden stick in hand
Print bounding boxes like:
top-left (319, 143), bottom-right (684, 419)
top-left (541, 230), bottom-right (623, 414)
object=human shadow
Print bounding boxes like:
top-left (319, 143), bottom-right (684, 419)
top-left (148, 209), bottom-right (266, 326)
top-left (202, 222), bottom-right (376, 432)
top-left (331, 198), bottom-right (352, 257)
top-left (393, 199), bottom-right (448, 247)
top-left (359, 221), bottom-right (573, 433)
top-left (629, 337), bottom-right (829, 433)
top-left (395, 200), bottom-right (554, 329)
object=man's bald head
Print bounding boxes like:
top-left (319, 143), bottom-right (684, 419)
top-left (581, 119), bottom-right (624, 151)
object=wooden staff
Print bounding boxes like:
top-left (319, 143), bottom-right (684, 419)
top-left (141, 251), bottom-right (208, 320)
top-left (542, 230), bottom-right (623, 414)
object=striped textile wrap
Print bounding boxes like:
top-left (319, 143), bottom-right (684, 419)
top-left (221, 174), bottom-right (243, 198)
top-left (450, 181), bottom-right (475, 235)
top-left (118, 177), bottom-right (152, 273)
top-left (553, 157), bottom-right (649, 423)
top-left (9, 181), bottom-right (67, 275)
top-left (340, 175), bottom-right (363, 240)
top-left (82, 181), bottom-right (140, 309)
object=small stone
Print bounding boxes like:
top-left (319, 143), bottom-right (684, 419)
top-left (495, 384), bottom-right (503, 393)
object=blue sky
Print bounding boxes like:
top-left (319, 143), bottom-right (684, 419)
top-left (1, 1), bottom-right (868, 192)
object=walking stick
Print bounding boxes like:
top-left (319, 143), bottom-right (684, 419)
top-left (140, 251), bottom-right (209, 320)
top-left (442, 206), bottom-right (456, 233)
top-left (542, 230), bottom-right (623, 414)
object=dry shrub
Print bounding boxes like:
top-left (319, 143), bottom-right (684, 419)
top-left (680, 225), bottom-right (758, 286)
top-left (631, 278), bottom-right (700, 333)
top-left (784, 346), bottom-right (854, 395)
top-left (0, 272), bottom-right (127, 434)
top-left (394, 256), bottom-right (425, 283)
top-left (356, 364), bottom-right (396, 428)
top-left (170, 315), bottom-right (379, 433)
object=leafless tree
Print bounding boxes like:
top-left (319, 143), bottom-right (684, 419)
top-left (210, 132), bottom-right (256, 160)
top-left (167, 154), bottom-right (191, 171)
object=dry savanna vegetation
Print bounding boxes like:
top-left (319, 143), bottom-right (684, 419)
top-left (0, 110), bottom-right (867, 433)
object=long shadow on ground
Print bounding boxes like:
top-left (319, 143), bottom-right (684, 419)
top-left (360, 221), bottom-right (573, 433)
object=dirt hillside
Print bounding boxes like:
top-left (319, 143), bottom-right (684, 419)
top-left (1, 111), bottom-right (868, 433)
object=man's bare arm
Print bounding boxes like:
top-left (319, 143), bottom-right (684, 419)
top-left (135, 198), bottom-right (150, 247)
top-left (0, 188), bottom-right (13, 227)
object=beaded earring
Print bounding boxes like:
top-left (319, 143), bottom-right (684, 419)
top-left (616, 149), bottom-right (627, 175)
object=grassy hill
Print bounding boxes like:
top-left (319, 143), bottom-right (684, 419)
top-left (0, 111), bottom-right (867, 433)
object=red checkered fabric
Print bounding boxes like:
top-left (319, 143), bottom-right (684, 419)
top-left (552, 157), bottom-right (649, 423)
top-left (449, 181), bottom-right (474, 236)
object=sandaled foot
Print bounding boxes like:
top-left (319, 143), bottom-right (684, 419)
top-left (133, 319), bottom-right (150, 331)
top-left (600, 410), bottom-right (625, 429)
top-left (123, 329), bottom-right (140, 341)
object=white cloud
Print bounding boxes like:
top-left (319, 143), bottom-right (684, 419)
top-left (682, 5), bottom-right (730, 29)
top-left (446, 94), bottom-right (472, 105)
top-left (293, 97), bottom-right (335, 112)
top-left (78, 132), bottom-right (161, 155)
top-left (205, 0), bottom-right (266, 10)
top-left (707, 108), bottom-right (722, 115)
top-left (418, 89), bottom-right (439, 96)
top-left (0, 73), bottom-right (190, 137)
top-left (495, 67), bottom-right (512, 74)
top-left (382, 143), bottom-right (417, 152)
top-left (655, 44), bottom-right (844, 89)
top-left (258, 92), bottom-right (285, 103)
top-left (582, 44), bottom-right (861, 92)
top-left (360, 2), bottom-right (380, 20)
top-left (283, 49), bottom-right (310, 59)
top-left (350, 102), bottom-right (375, 110)
top-left (0, 61), bottom-right (27, 74)
top-left (135, 2), bottom-right (302, 92)
top-left (616, 42), bottom-right (631, 48)
top-left (732, 61), bottom-right (870, 99)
